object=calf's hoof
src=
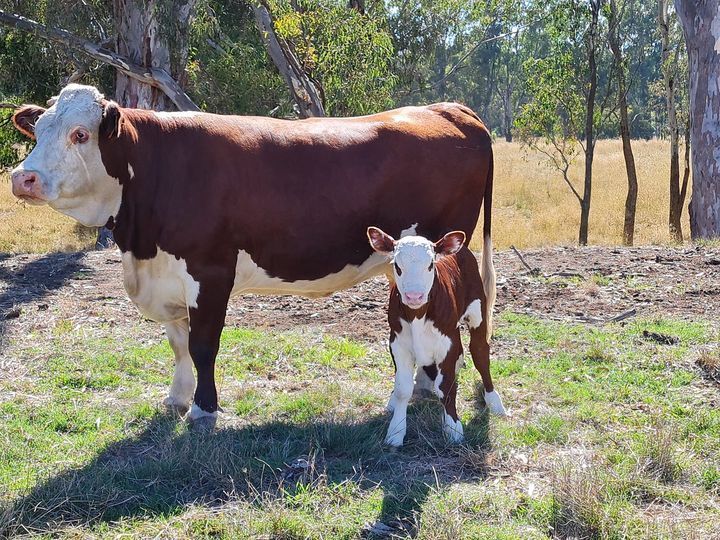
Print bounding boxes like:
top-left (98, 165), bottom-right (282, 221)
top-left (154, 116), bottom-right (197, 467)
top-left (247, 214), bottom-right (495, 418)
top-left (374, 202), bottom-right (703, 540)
top-left (484, 390), bottom-right (508, 416)
top-left (186, 404), bottom-right (218, 433)
top-left (384, 432), bottom-right (405, 447)
top-left (163, 397), bottom-right (191, 417)
top-left (442, 414), bottom-right (464, 443)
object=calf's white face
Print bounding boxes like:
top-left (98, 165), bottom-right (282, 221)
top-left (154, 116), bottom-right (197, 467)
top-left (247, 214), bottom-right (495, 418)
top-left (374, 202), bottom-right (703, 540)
top-left (367, 227), bottom-right (466, 309)
top-left (9, 84), bottom-right (122, 227)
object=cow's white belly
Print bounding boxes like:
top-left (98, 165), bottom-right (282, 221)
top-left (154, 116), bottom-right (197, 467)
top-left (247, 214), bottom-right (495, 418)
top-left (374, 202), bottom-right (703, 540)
top-left (231, 249), bottom-right (388, 298)
top-left (121, 247), bottom-right (389, 323)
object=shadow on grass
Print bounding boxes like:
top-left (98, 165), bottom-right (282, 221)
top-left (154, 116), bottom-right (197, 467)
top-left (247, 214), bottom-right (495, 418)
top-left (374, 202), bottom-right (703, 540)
top-left (0, 251), bottom-right (87, 350)
top-left (1, 389), bottom-right (492, 538)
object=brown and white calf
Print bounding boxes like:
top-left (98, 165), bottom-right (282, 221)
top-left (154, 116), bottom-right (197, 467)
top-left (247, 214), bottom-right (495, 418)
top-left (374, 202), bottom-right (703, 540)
top-left (367, 228), bottom-right (506, 446)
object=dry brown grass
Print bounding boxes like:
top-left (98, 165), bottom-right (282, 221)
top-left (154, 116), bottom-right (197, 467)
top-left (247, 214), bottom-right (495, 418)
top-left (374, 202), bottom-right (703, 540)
top-left (0, 175), bottom-right (95, 253)
top-left (0, 139), bottom-right (689, 253)
top-left (473, 138), bottom-right (690, 250)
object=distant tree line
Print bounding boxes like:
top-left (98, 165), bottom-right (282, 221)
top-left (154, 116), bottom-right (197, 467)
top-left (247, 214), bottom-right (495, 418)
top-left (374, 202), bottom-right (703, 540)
top-left (0, 0), bottom-right (716, 242)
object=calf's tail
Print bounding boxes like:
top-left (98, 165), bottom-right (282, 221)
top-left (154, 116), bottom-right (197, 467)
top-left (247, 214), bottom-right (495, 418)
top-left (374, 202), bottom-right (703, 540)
top-left (481, 153), bottom-right (496, 342)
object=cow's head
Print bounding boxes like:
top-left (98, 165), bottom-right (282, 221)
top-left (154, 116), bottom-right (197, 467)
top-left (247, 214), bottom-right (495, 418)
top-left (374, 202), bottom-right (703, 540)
top-left (367, 227), bottom-right (466, 309)
top-left (9, 84), bottom-right (127, 227)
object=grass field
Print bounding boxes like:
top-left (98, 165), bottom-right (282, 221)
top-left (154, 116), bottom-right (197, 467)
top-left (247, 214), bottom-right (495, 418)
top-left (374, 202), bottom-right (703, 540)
top-left (1, 311), bottom-right (718, 538)
top-left (0, 139), bottom-right (690, 253)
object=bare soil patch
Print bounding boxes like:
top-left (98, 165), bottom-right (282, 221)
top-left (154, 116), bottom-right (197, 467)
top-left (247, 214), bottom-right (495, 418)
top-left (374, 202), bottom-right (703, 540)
top-left (1, 245), bottom-right (718, 351)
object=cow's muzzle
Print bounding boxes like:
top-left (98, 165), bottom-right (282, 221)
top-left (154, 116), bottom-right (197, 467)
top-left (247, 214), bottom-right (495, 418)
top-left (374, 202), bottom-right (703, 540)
top-left (11, 169), bottom-right (46, 204)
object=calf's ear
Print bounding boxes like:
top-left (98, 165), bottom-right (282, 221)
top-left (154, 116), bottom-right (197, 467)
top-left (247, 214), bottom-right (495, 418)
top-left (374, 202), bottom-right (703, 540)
top-left (12, 105), bottom-right (46, 139)
top-left (367, 226), bottom-right (396, 254)
top-left (435, 231), bottom-right (466, 256)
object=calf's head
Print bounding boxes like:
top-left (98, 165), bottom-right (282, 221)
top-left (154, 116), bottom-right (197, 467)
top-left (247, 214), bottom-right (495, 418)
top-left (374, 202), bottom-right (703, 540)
top-left (10, 84), bottom-right (128, 226)
top-left (367, 227), bottom-right (466, 309)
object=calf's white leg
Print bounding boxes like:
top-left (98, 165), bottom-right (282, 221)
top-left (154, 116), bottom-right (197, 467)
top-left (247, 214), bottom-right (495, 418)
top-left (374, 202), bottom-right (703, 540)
top-left (385, 343), bottom-right (415, 447)
top-left (163, 319), bottom-right (196, 415)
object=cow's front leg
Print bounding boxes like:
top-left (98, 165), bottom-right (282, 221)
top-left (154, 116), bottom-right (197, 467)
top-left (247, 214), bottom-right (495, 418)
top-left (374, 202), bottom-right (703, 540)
top-left (186, 264), bottom-right (235, 432)
top-left (163, 318), bottom-right (195, 416)
top-left (385, 342), bottom-right (414, 447)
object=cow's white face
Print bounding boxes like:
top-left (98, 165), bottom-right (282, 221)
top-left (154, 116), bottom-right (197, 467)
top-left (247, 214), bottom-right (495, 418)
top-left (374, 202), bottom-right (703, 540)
top-left (367, 227), bottom-right (466, 309)
top-left (10, 84), bottom-right (122, 227)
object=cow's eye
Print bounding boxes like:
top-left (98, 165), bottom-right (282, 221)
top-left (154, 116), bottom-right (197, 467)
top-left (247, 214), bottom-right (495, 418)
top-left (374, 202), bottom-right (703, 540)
top-left (394, 262), bottom-right (402, 276)
top-left (71, 128), bottom-right (89, 144)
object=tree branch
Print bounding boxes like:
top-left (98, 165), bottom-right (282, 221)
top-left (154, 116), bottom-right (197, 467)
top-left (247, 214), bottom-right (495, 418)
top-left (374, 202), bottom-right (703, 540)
top-left (0, 9), bottom-right (199, 111)
top-left (253, 1), bottom-right (324, 118)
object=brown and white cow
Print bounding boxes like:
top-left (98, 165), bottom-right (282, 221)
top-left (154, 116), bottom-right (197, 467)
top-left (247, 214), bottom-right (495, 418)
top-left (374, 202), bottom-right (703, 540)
top-left (367, 228), bottom-right (506, 446)
top-left (10, 84), bottom-right (495, 430)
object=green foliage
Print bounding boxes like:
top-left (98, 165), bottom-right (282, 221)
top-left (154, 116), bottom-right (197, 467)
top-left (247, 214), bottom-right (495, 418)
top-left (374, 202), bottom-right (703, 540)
top-left (272, 0), bottom-right (397, 115)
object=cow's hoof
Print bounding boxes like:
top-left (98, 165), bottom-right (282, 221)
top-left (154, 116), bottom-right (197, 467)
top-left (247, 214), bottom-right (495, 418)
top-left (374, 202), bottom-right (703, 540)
top-left (163, 397), bottom-right (191, 417)
top-left (187, 414), bottom-right (217, 433)
top-left (484, 390), bottom-right (508, 416)
top-left (186, 404), bottom-right (218, 432)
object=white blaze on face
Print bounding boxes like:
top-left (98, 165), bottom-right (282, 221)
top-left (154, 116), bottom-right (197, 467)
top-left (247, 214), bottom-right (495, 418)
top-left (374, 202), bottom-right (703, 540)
top-left (10, 84), bottom-right (122, 226)
top-left (392, 236), bottom-right (437, 309)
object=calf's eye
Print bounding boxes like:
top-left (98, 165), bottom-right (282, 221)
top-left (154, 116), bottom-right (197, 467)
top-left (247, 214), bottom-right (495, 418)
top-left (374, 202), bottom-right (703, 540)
top-left (394, 262), bottom-right (402, 276)
top-left (428, 262), bottom-right (434, 271)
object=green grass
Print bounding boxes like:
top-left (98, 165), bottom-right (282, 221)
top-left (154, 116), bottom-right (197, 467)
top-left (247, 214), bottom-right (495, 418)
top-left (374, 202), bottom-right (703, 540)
top-left (1, 313), bottom-right (719, 538)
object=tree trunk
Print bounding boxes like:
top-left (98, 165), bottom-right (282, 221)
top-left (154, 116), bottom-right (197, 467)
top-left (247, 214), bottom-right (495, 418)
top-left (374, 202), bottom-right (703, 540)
top-left (610, 0), bottom-right (639, 245)
top-left (253, 2), bottom-right (324, 118)
top-left (661, 0), bottom-right (684, 241)
top-left (675, 0), bottom-right (720, 239)
top-left (0, 9), bottom-right (198, 111)
top-left (114, 0), bottom-right (196, 110)
top-left (579, 1), bottom-right (601, 246)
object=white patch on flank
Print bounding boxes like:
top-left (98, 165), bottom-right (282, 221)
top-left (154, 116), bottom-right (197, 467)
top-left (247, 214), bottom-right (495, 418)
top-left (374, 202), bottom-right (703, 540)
top-left (460, 299), bottom-right (483, 329)
top-left (231, 249), bottom-right (387, 298)
top-left (127, 164), bottom-right (135, 180)
top-left (121, 247), bottom-right (200, 323)
top-left (188, 403), bottom-right (218, 421)
top-left (153, 110), bottom-right (203, 119)
top-left (484, 390), bottom-right (507, 416)
top-left (163, 320), bottom-right (195, 410)
top-left (391, 108), bottom-right (418, 123)
top-left (442, 412), bottom-right (464, 443)
top-left (11, 84), bottom-right (123, 226)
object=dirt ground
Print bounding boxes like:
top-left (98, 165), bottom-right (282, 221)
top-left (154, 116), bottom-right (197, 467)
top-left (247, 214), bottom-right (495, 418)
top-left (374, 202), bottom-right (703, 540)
top-left (1, 245), bottom-right (718, 351)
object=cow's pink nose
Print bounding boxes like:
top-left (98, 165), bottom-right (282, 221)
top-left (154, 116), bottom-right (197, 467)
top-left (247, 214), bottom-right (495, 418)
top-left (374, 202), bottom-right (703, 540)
top-left (11, 170), bottom-right (40, 199)
top-left (405, 292), bottom-right (424, 304)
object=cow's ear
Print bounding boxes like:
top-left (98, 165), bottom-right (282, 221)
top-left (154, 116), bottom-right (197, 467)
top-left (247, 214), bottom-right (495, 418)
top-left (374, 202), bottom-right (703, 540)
top-left (435, 231), bottom-right (466, 256)
top-left (367, 226), bottom-right (395, 254)
top-left (12, 105), bottom-right (46, 139)
top-left (99, 100), bottom-right (123, 139)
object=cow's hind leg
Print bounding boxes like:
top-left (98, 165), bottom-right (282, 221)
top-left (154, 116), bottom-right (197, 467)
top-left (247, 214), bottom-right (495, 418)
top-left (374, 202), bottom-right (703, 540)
top-left (414, 364), bottom-right (437, 398)
top-left (163, 319), bottom-right (195, 416)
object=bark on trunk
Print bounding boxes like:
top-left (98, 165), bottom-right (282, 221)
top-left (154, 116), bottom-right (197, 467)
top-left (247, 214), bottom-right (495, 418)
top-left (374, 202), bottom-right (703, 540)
top-left (253, 2), bottom-right (325, 118)
top-left (661, 0), bottom-right (684, 241)
top-left (579, 1), bottom-right (601, 246)
top-left (114, 0), bottom-right (196, 110)
top-left (675, 0), bottom-right (720, 239)
top-left (610, 0), bottom-right (639, 245)
top-left (0, 9), bottom-right (198, 111)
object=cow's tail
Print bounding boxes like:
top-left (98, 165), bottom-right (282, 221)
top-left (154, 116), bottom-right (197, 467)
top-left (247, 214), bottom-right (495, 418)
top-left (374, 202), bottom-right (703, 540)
top-left (481, 153), bottom-right (496, 342)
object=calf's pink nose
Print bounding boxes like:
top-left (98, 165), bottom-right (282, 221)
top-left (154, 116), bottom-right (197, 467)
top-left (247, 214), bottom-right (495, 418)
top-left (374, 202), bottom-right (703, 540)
top-left (405, 292), bottom-right (424, 303)
top-left (11, 170), bottom-right (39, 198)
